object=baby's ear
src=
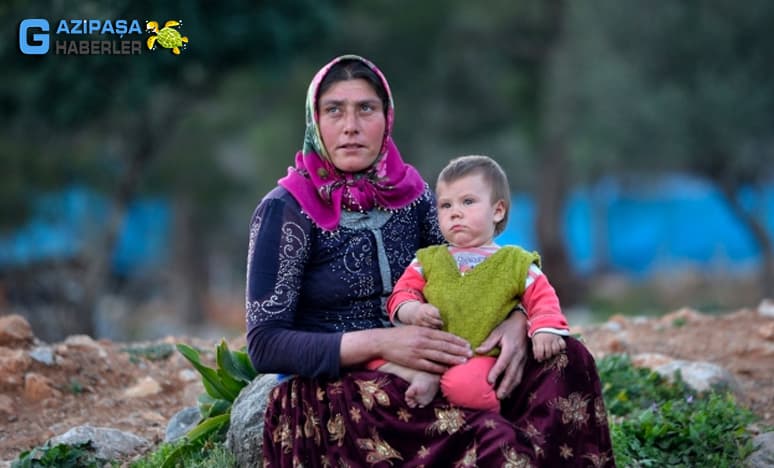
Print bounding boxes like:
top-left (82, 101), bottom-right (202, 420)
top-left (493, 199), bottom-right (506, 222)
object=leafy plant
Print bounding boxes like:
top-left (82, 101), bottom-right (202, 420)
top-left (122, 343), bottom-right (176, 363)
top-left (12, 441), bottom-right (110, 468)
top-left (159, 339), bottom-right (258, 467)
top-left (611, 393), bottom-right (756, 467)
top-left (597, 354), bottom-right (694, 417)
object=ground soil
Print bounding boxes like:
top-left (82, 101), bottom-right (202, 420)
top-left (1, 306), bottom-right (773, 464)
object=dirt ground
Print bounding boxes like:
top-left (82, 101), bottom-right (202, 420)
top-left (1, 305), bottom-right (773, 464)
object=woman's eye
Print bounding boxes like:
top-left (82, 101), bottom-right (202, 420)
top-left (325, 106), bottom-right (340, 115)
top-left (360, 103), bottom-right (374, 112)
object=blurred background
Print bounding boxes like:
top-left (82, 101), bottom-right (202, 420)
top-left (1, 0), bottom-right (772, 342)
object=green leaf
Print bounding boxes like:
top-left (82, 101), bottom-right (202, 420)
top-left (216, 340), bottom-right (254, 384)
top-left (187, 412), bottom-right (230, 444)
top-left (176, 343), bottom-right (238, 401)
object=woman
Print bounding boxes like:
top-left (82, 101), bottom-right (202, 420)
top-left (246, 54), bottom-right (614, 467)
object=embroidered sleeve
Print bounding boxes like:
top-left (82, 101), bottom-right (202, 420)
top-left (521, 264), bottom-right (569, 337)
top-left (245, 195), bottom-right (342, 378)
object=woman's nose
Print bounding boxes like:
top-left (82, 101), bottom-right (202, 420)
top-left (343, 112), bottom-right (359, 134)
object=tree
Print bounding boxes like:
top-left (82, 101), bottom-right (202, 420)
top-left (0, 0), bottom-right (338, 338)
top-left (561, 0), bottom-right (774, 296)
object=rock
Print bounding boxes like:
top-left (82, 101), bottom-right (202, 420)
top-left (63, 335), bottom-right (107, 359)
top-left (746, 431), bottom-right (774, 468)
top-left (758, 299), bottom-right (774, 318)
top-left (28, 346), bottom-right (55, 365)
top-left (227, 374), bottom-right (281, 467)
top-left (654, 360), bottom-right (740, 394)
top-left (49, 425), bottom-right (150, 461)
top-left (0, 394), bottom-right (14, 419)
top-left (23, 373), bottom-right (61, 401)
top-left (0, 315), bottom-right (33, 348)
top-left (0, 348), bottom-right (31, 387)
top-left (165, 406), bottom-right (201, 443)
top-left (759, 322), bottom-right (774, 341)
top-left (661, 307), bottom-right (706, 325)
top-left (123, 376), bottom-right (161, 398)
top-left (630, 352), bottom-right (674, 369)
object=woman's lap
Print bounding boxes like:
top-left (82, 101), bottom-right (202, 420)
top-left (262, 337), bottom-right (614, 467)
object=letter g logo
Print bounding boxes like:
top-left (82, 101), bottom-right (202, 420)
top-left (20, 19), bottom-right (50, 55)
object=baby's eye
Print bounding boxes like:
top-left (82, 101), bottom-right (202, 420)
top-left (439, 202), bottom-right (451, 209)
top-left (463, 198), bottom-right (475, 205)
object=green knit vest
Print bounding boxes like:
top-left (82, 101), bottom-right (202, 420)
top-left (417, 245), bottom-right (540, 356)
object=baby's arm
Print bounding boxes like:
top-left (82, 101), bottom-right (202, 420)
top-left (531, 332), bottom-right (566, 362)
top-left (395, 301), bottom-right (443, 329)
top-left (521, 264), bottom-right (570, 361)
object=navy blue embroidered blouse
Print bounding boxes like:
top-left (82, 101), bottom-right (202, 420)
top-left (246, 185), bottom-right (443, 378)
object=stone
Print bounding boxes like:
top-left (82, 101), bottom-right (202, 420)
top-left (758, 299), bottom-right (774, 318)
top-left (654, 360), bottom-right (740, 394)
top-left (0, 394), bottom-right (15, 419)
top-left (227, 374), bottom-right (281, 467)
top-left (28, 346), bottom-right (55, 365)
top-left (746, 431), bottom-right (774, 468)
top-left (0, 348), bottom-right (31, 387)
top-left (631, 352), bottom-right (674, 369)
top-left (165, 406), bottom-right (201, 442)
top-left (49, 425), bottom-right (150, 462)
top-left (24, 372), bottom-right (61, 401)
top-left (123, 376), bottom-right (161, 398)
top-left (0, 315), bottom-right (33, 348)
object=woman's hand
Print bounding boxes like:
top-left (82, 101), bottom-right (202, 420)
top-left (373, 326), bottom-right (471, 374)
top-left (475, 312), bottom-right (529, 400)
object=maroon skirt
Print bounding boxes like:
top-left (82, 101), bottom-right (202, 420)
top-left (262, 337), bottom-right (615, 467)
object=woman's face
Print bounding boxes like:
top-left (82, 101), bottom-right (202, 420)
top-left (317, 79), bottom-right (386, 173)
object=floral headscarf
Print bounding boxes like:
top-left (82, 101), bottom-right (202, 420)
top-left (278, 54), bottom-right (425, 231)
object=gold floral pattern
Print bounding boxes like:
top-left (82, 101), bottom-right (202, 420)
top-left (356, 427), bottom-right (403, 465)
top-left (418, 445), bottom-right (430, 458)
top-left (317, 387), bottom-right (326, 401)
top-left (583, 451), bottom-right (613, 467)
top-left (501, 445), bottom-right (534, 468)
top-left (349, 406), bottom-right (362, 423)
top-left (272, 415), bottom-right (293, 454)
top-left (397, 407), bottom-right (412, 422)
top-left (559, 444), bottom-right (573, 459)
top-left (303, 402), bottom-right (322, 445)
top-left (594, 396), bottom-right (608, 426)
top-left (328, 412), bottom-right (346, 446)
top-left (527, 392), bottom-right (537, 405)
top-left (290, 380), bottom-right (298, 408)
top-left (519, 422), bottom-right (545, 459)
top-left (329, 380), bottom-right (344, 395)
top-left (355, 378), bottom-right (391, 410)
top-left (427, 407), bottom-right (466, 436)
top-left (543, 352), bottom-right (569, 375)
top-left (549, 392), bottom-right (590, 432)
top-left (484, 418), bottom-right (497, 429)
top-left (453, 443), bottom-right (478, 467)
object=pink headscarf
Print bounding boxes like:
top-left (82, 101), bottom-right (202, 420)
top-left (278, 55), bottom-right (425, 231)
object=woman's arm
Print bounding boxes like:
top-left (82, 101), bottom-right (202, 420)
top-left (246, 191), bottom-right (343, 378)
top-left (341, 326), bottom-right (471, 374)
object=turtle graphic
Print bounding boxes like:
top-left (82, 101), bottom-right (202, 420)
top-left (146, 20), bottom-right (188, 55)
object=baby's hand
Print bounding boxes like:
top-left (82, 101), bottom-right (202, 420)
top-left (399, 302), bottom-right (444, 329)
top-left (531, 332), bottom-right (566, 362)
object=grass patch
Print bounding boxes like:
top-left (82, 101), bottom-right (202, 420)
top-left (121, 343), bottom-right (176, 364)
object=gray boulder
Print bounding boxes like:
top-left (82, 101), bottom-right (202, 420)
top-left (226, 374), bottom-right (281, 467)
top-left (49, 425), bottom-right (149, 461)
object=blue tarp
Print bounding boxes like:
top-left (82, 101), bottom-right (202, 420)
top-left (0, 185), bottom-right (170, 275)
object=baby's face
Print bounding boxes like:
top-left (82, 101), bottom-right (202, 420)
top-left (436, 173), bottom-right (505, 248)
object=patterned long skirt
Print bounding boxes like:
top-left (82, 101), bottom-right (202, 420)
top-left (262, 337), bottom-right (615, 467)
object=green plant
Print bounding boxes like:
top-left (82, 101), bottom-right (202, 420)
top-left (122, 343), bottom-right (176, 364)
top-left (130, 437), bottom-right (236, 468)
top-left (597, 354), bottom-right (694, 417)
top-left (159, 339), bottom-right (258, 467)
top-left (68, 377), bottom-right (83, 395)
top-left (12, 441), bottom-right (111, 468)
top-left (611, 393), bottom-right (756, 467)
